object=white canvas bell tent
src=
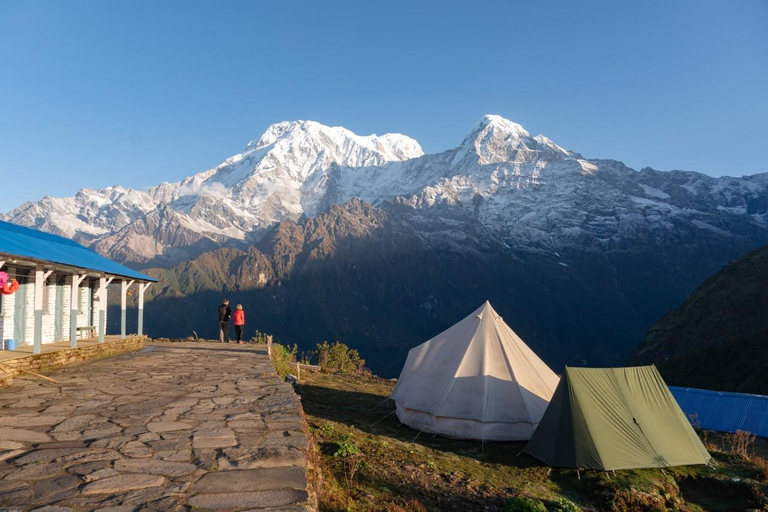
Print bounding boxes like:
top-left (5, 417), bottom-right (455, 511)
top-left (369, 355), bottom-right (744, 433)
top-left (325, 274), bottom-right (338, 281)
top-left (390, 301), bottom-right (559, 441)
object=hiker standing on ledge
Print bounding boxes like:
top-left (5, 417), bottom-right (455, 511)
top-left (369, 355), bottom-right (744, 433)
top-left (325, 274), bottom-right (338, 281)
top-left (218, 299), bottom-right (232, 343)
top-left (233, 304), bottom-right (245, 344)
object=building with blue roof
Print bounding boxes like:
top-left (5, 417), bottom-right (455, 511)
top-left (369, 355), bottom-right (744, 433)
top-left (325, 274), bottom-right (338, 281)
top-left (0, 220), bottom-right (156, 354)
top-left (670, 386), bottom-right (768, 438)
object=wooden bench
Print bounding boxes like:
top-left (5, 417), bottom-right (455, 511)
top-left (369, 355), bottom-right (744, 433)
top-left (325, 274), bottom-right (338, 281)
top-left (76, 326), bottom-right (97, 339)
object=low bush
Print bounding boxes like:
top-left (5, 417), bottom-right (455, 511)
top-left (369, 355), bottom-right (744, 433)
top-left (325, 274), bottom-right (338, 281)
top-left (549, 497), bottom-right (581, 511)
top-left (333, 433), bottom-right (363, 490)
top-left (249, 330), bottom-right (271, 344)
top-left (272, 342), bottom-right (298, 378)
top-left (317, 341), bottom-right (366, 374)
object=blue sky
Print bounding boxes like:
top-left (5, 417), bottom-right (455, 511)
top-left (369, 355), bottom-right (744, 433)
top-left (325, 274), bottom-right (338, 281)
top-left (1, 0), bottom-right (766, 212)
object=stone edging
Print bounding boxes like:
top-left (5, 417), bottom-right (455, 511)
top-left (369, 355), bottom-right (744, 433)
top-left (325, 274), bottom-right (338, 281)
top-left (0, 336), bottom-right (145, 387)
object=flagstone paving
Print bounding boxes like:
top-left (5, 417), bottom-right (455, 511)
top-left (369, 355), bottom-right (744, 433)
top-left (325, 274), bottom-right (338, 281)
top-left (0, 342), bottom-right (312, 511)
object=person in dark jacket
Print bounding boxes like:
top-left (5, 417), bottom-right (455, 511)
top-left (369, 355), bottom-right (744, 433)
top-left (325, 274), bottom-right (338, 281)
top-left (218, 299), bottom-right (232, 343)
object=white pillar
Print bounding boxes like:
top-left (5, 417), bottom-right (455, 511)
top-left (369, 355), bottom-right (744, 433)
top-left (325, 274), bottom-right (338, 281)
top-left (70, 273), bottom-right (86, 347)
top-left (33, 267), bottom-right (53, 354)
top-left (96, 276), bottom-right (114, 343)
top-left (33, 266), bottom-right (44, 354)
top-left (137, 282), bottom-right (151, 336)
top-left (120, 279), bottom-right (134, 339)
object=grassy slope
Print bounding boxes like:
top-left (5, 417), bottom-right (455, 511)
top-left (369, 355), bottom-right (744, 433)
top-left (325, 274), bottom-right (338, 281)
top-left (296, 371), bottom-right (768, 512)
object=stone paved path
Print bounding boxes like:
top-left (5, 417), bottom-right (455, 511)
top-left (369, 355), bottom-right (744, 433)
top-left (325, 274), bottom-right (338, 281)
top-left (0, 342), bottom-right (312, 511)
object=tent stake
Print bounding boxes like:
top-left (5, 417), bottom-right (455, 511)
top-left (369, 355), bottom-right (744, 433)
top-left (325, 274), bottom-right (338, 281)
top-left (605, 471), bottom-right (611, 480)
top-left (612, 470), bottom-right (616, 476)
top-left (577, 470), bottom-right (581, 480)
top-left (546, 468), bottom-right (551, 477)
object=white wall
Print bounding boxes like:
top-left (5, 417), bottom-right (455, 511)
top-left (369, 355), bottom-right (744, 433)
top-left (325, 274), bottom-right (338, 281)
top-left (0, 267), bottom-right (106, 346)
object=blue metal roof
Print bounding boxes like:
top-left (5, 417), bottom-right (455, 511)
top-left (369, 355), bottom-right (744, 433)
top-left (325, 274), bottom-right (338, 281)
top-left (0, 220), bottom-right (156, 281)
top-left (670, 386), bottom-right (768, 438)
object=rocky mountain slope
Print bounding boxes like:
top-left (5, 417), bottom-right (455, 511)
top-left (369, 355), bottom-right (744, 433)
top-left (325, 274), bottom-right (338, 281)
top-left (115, 195), bottom-right (764, 377)
top-left (630, 245), bottom-right (768, 394)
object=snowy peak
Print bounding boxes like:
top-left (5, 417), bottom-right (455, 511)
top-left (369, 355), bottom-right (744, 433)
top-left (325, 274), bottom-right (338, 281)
top-left (245, 120), bottom-right (424, 161)
top-left (469, 114), bottom-right (532, 141)
top-left (455, 114), bottom-right (575, 165)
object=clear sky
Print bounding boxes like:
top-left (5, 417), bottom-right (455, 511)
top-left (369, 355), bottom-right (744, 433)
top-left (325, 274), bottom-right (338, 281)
top-left (1, 0), bottom-right (766, 212)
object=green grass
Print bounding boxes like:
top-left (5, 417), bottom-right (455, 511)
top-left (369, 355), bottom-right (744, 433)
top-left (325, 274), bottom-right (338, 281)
top-left (295, 371), bottom-right (768, 512)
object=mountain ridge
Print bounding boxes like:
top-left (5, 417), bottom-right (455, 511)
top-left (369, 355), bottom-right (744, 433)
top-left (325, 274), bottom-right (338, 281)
top-left (7, 115), bottom-right (766, 268)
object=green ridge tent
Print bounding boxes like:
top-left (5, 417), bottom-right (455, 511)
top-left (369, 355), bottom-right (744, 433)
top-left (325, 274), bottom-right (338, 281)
top-left (523, 365), bottom-right (711, 470)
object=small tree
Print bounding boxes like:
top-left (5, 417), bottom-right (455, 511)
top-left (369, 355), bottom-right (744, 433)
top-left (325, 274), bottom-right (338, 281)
top-left (317, 341), bottom-right (330, 367)
top-left (316, 341), bottom-right (365, 374)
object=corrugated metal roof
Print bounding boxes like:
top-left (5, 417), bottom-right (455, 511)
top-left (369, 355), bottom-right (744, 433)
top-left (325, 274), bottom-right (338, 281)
top-left (0, 220), bottom-right (156, 282)
top-left (670, 386), bottom-right (768, 438)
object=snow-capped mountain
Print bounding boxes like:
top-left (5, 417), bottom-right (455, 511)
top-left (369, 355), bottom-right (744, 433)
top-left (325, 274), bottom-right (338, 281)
top-left (4, 115), bottom-right (768, 266)
top-left (4, 120), bottom-right (424, 264)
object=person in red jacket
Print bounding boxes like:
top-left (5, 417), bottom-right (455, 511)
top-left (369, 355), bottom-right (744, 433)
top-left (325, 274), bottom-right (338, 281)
top-left (233, 304), bottom-right (246, 344)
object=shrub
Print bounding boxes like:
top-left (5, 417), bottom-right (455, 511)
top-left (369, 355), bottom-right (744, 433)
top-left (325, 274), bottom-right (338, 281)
top-left (317, 341), bottom-right (365, 374)
top-left (272, 343), bottom-right (298, 378)
top-left (318, 422), bottom-right (336, 438)
top-left (249, 330), bottom-right (271, 344)
top-left (725, 430), bottom-right (756, 459)
top-left (505, 497), bottom-right (547, 512)
top-left (610, 488), bottom-right (667, 512)
top-left (333, 433), bottom-right (363, 490)
top-left (550, 497), bottom-right (581, 511)
top-left (750, 454), bottom-right (768, 481)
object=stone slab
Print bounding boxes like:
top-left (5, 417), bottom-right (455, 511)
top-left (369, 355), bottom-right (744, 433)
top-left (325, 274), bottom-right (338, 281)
top-left (188, 489), bottom-right (309, 509)
top-left (190, 467), bottom-right (306, 493)
top-left (82, 474), bottom-right (167, 495)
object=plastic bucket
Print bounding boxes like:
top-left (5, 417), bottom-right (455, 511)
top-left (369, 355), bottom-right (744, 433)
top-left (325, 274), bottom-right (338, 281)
top-left (4, 339), bottom-right (17, 351)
